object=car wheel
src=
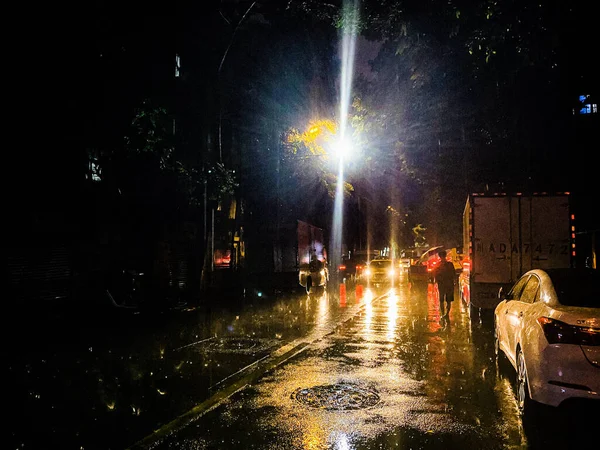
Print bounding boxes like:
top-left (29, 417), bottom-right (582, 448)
top-left (516, 349), bottom-right (537, 416)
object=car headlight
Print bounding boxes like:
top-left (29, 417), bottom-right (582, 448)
top-left (388, 268), bottom-right (395, 277)
top-left (365, 268), bottom-right (371, 276)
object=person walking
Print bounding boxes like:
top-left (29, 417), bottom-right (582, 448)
top-left (433, 250), bottom-right (456, 320)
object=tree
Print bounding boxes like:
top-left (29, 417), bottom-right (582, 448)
top-left (412, 224), bottom-right (428, 248)
top-left (283, 119), bottom-right (355, 200)
top-left (291, 0), bottom-right (580, 246)
top-left (227, 8), bottom-right (340, 226)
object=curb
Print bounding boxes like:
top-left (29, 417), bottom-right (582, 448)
top-left (128, 287), bottom-right (389, 449)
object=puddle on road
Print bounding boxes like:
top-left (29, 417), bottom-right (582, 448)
top-left (291, 383), bottom-right (380, 410)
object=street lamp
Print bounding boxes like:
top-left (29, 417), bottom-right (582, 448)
top-left (335, 136), bottom-right (353, 160)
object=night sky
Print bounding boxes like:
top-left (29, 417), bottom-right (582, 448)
top-left (8, 0), bottom-right (598, 254)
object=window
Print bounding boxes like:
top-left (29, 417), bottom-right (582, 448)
top-left (520, 276), bottom-right (540, 304)
top-left (86, 149), bottom-right (101, 182)
top-left (575, 94), bottom-right (597, 115)
top-left (229, 199), bottom-right (237, 219)
top-left (370, 260), bottom-right (393, 269)
top-left (507, 275), bottom-right (529, 300)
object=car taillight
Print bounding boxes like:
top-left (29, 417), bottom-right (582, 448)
top-left (338, 264), bottom-right (346, 271)
top-left (537, 317), bottom-right (600, 346)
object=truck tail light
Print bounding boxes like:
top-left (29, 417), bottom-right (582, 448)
top-left (537, 317), bottom-right (600, 346)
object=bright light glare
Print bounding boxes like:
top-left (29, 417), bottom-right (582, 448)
top-left (334, 432), bottom-right (351, 450)
top-left (338, 3), bottom-right (358, 141)
top-left (335, 137), bottom-right (353, 159)
top-left (330, 1), bottom-right (359, 275)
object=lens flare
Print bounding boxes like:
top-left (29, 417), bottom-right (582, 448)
top-left (331, 1), bottom-right (359, 271)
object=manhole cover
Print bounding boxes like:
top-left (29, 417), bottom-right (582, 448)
top-left (291, 383), bottom-right (380, 410)
top-left (205, 337), bottom-right (276, 354)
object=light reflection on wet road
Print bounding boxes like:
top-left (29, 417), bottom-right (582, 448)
top-left (9, 279), bottom-right (595, 449)
top-left (8, 283), bottom-right (370, 449)
top-left (150, 281), bottom-right (549, 449)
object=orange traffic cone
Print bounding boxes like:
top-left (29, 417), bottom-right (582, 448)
top-left (339, 283), bottom-right (347, 307)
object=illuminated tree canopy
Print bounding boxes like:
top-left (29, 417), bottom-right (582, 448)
top-left (285, 119), bottom-right (338, 158)
top-left (282, 119), bottom-right (355, 199)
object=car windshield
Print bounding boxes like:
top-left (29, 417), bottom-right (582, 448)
top-left (370, 260), bottom-right (392, 269)
top-left (547, 269), bottom-right (600, 308)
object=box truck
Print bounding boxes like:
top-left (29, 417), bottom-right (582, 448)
top-left (245, 219), bottom-right (328, 293)
top-left (459, 193), bottom-right (574, 313)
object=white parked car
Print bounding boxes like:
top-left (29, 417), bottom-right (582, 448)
top-left (494, 268), bottom-right (599, 414)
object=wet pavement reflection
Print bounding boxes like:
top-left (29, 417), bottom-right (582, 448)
top-left (152, 279), bottom-right (595, 450)
top-left (8, 285), bottom-right (366, 449)
top-left (8, 278), bottom-right (595, 449)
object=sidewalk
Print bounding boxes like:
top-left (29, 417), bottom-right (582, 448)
top-left (129, 281), bottom-right (376, 449)
top-left (8, 280), bottom-right (369, 450)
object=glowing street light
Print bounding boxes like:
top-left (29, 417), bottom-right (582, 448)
top-left (335, 136), bottom-right (353, 160)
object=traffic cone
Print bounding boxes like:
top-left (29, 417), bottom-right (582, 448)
top-left (339, 283), bottom-right (347, 307)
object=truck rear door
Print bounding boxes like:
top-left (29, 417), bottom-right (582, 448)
top-left (473, 196), bottom-right (512, 284)
top-left (518, 195), bottom-right (571, 273)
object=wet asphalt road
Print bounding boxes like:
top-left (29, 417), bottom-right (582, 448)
top-left (8, 276), bottom-right (595, 449)
top-left (8, 279), bottom-right (369, 450)
top-left (138, 278), bottom-right (595, 449)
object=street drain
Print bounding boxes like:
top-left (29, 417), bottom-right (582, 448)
top-left (291, 383), bottom-right (380, 410)
top-left (206, 337), bottom-right (277, 354)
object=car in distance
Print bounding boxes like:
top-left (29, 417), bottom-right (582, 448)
top-left (494, 268), bottom-right (600, 415)
top-left (365, 259), bottom-right (399, 285)
top-left (337, 256), bottom-right (368, 283)
top-left (399, 257), bottom-right (411, 271)
top-left (408, 246), bottom-right (443, 285)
